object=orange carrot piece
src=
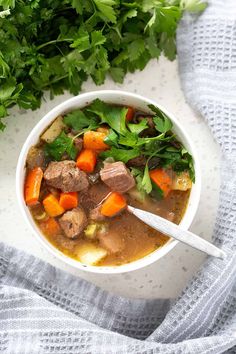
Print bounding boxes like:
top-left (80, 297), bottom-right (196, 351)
top-left (43, 193), bottom-right (65, 217)
top-left (149, 169), bottom-right (172, 197)
top-left (59, 192), bottom-right (78, 210)
top-left (126, 107), bottom-right (134, 121)
top-left (24, 167), bottom-right (43, 206)
top-left (39, 217), bottom-right (61, 236)
top-left (76, 149), bottom-right (97, 173)
top-left (83, 130), bottom-right (109, 151)
top-left (101, 192), bottom-right (127, 217)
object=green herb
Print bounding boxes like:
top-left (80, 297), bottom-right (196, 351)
top-left (180, 0), bottom-right (207, 12)
top-left (150, 182), bottom-right (164, 200)
top-left (131, 168), bottom-right (146, 197)
top-left (0, 0), bottom-right (207, 131)
top-left (148, 103), bottom-right (173, 133)
top-left (101, 147), bottom-right (140, 163)
top-left (153, 116), bottom-right (173, 134)
top-left (104, 130), bottom-right (119, 147)
top-left (128, 119), bottom-right (148, 134)
top-left (87, 99), bottom-right (128, 135)
top-left (45, 131), bottom-right (77, 161)
top-left (63, 109), bottom-right (99, 132)
top-left (118, 133), bottom-right (138, 147)
top-left (142, 163), bottom-right (152, 194)
top-left (85, 99), bottom-right (196, 187)
top-left (131, 165), bottom-right (153, 197)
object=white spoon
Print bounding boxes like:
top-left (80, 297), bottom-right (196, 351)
top-left (127, 205), bottom-right (225, 259)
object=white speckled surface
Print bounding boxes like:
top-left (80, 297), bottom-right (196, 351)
top-left (0, 57), bottom-right (220, 299)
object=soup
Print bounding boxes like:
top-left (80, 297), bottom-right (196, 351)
top-left (24, 99), bottom-right (194, 266)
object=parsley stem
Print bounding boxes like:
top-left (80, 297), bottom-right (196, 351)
top-left (40, 75), bottom-right (68, 89)
top-left (36, 39), bottom-right (73, 50)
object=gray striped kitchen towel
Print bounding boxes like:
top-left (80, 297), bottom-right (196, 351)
top-left (0, 0), bottom-right (235, 353)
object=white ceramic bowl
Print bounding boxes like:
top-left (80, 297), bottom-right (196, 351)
top-left (16, 90), bottom-right (201, 274)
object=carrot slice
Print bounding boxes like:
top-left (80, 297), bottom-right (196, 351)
top-left (126, 107), bottom-right (134, 121)
top-left (43, 193), bottom-right (65, 217)
top-left (100, 192), bottom-right (127, 217)
top-left (59, 192), bottom-right (78, 210)
top-left (83, 130), bottom-right (109, 151)
top-left (39, 217), bottom-right (61, 236)
top-left (149, 169), bottom-right (172, 197)
top-left (76, 149), bottom-right (97, 173)
top-left (24, 167), bottom-right (43, 206)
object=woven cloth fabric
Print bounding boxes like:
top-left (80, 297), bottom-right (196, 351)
top-left (0, 0), bottom-right (236, 353)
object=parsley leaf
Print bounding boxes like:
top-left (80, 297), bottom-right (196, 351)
top-left (142, 164), bottom-right (152, 194)
top-left (87, 99), bottom-right (128, 135)
top-left (93, 0), bottom-right (118, 23)
top-left (148, 103), bottom-right (173, 133)
top-left (63, 109), bottom-right (99, 132)
top-left (0, 0), bottom-right (207, 131)
top-left (45, 131), bottom-right (77, 161)
top-left (100, 147), bottom-right (140, 163)
top-left (104, 129), bottom-right (119, 147)
top-left (131, 168), bottom-right (146, 198)
top-left (153, 116), bottom-right (173, 133)
top-left (180, 0), bottom-right (207, 12)
top-left (128, 119), bottom-right (148, 134)
top-left (131, 165), bottom-right (152, 196)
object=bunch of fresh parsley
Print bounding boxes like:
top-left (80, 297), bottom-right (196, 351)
top-left (0, 0), bottom-right (206, 131)
top-left (45, 99), bottom-right (195, 197)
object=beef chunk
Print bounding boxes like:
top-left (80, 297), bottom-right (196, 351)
top-left (89, 205), bottom-right (106, 221)
top-left (127, 155), bottom-right (146, 168)
top-left (80, 182), bottom-right (110, 211)
top-left (26, 146), bottom-right (46, 170)
top-left (100, 162), bottom-right (135, 193)
top-left (44, 160), bottom-right (89, 192)
top-left (59, 207), bottom-right (88, 239)
top-left (98, 231), bottom-right (125, 254)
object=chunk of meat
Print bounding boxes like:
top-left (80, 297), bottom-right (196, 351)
top-left (100, 162), bottom-right (135, 193)
top-left (59, 207), bottom-right (88, 239)
top-left (80, 182), bottom-right (110, 211)
top-left (98, 230), bottom-right (125, 254)
top-left (127, 155), bottom-right (146, 168)
top-left (44, 160), bottom-right (89, 193)
top-left (89, 205), bottom-right (106, 221)
top-left (26, 146), bottom-right (45, 170)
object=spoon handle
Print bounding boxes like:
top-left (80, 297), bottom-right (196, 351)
top-left (128, 206), bottom-right (225, 259)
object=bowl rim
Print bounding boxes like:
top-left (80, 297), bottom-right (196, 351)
top-left (16, 90), bottom-right (201, 274)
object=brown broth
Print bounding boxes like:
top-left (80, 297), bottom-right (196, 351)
top-left (35, 189), bottom-right (190, 266)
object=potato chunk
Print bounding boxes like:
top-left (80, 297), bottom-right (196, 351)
top-left (172, 171), bottom-right (192, 191)
top-left (84, 223), bottom-right (98, 239)
top-left (41, 116), bottom-right (65, 143)
top-left (77, 243), bottom-right (107, 265)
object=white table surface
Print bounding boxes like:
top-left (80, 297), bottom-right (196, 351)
top-left (0, 57), bottom-right (220, 299)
